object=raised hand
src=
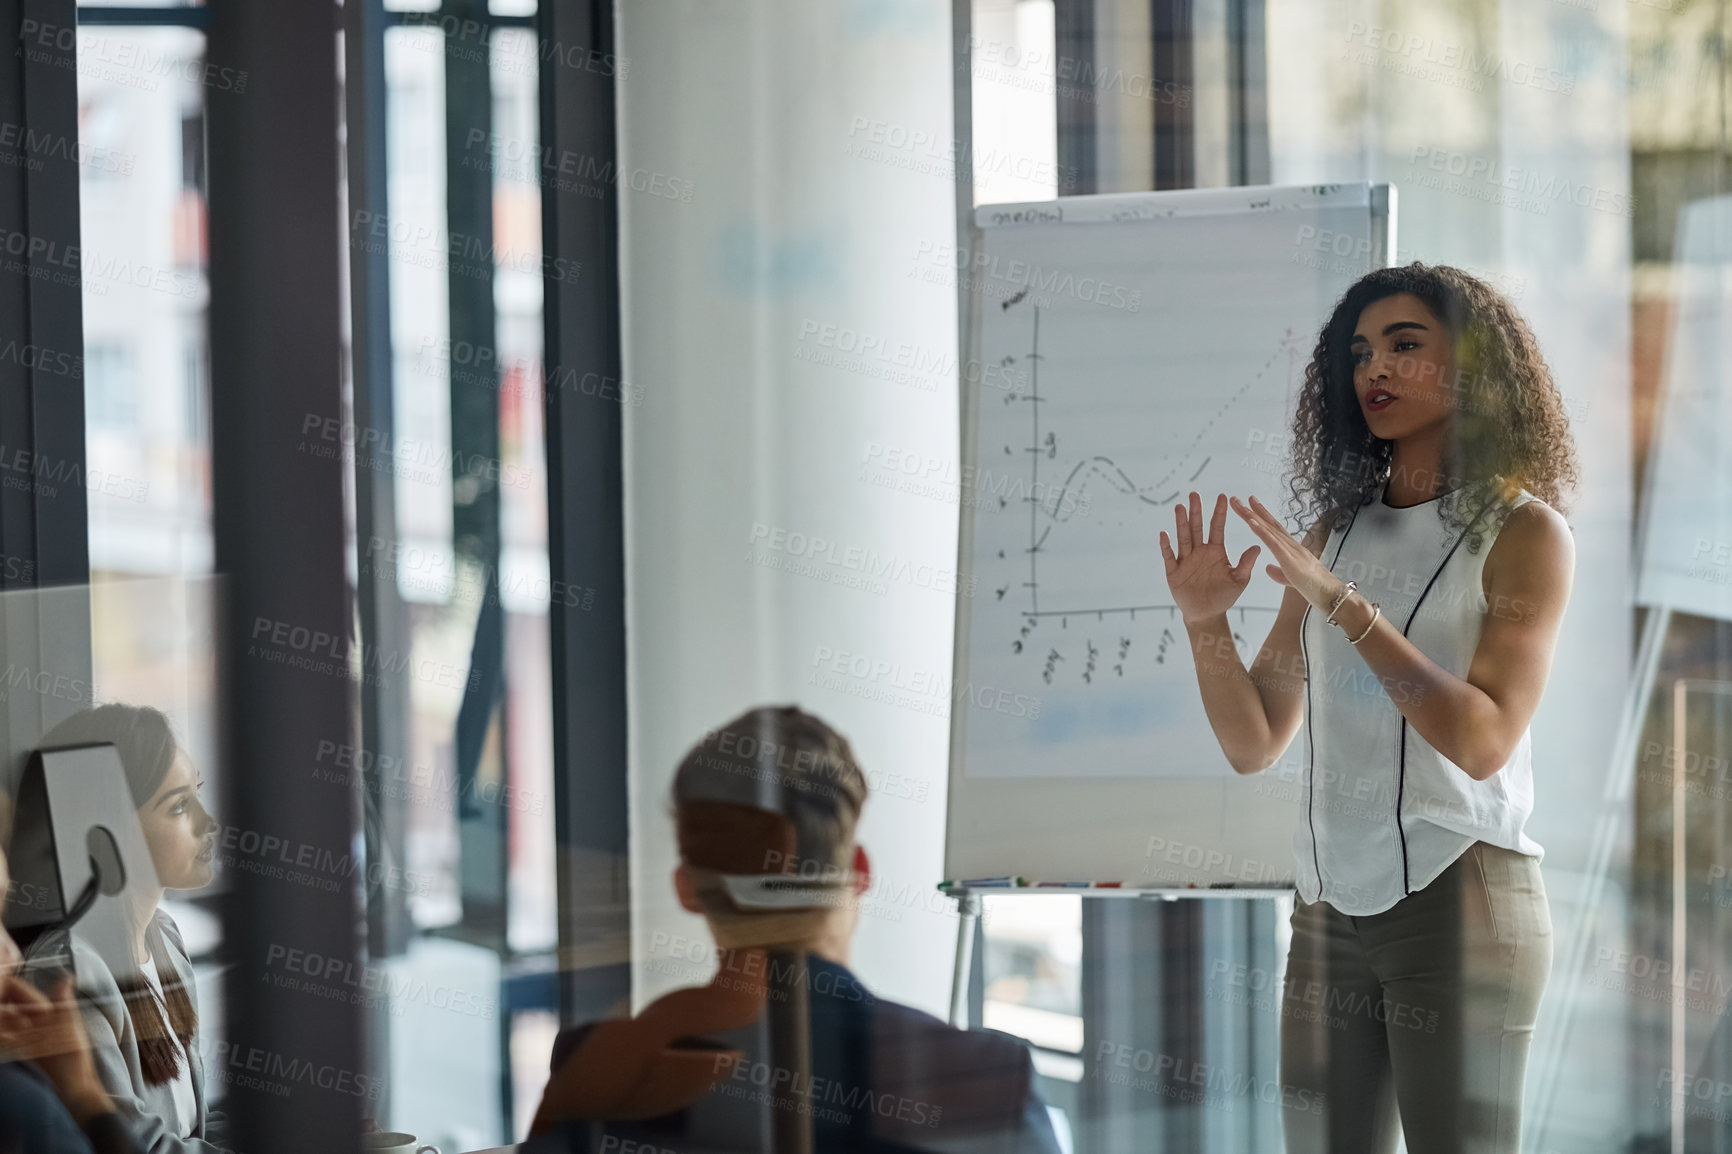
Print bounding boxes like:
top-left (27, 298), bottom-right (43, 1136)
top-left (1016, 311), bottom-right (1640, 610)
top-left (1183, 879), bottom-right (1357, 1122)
top-left (1229, 494), bottom-right (1338, 610)
top-left (1159, 492), bottom-right (1261, 624)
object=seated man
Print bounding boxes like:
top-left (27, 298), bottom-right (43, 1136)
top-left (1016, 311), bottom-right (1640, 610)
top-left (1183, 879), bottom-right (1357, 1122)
top-left (530, 705), bottom-right (1062, 1153)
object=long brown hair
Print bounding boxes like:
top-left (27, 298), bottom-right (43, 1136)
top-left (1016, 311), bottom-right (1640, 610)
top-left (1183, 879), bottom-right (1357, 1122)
top-left (1285, 262), bottom-right (1580, 553)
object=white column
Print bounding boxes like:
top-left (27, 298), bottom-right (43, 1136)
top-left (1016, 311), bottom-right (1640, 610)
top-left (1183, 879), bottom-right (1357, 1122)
top-left (619, 0), bottom-right (963, 1017)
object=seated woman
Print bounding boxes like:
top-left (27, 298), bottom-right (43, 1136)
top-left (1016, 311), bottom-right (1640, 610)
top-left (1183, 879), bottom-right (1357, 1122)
top-left (0, 836), bottom-right (144, 1154)
top-left (29, 706), bottom-right (227, 1154)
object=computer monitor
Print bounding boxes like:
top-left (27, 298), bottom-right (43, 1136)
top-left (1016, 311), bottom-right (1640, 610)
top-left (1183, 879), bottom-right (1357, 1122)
top-left (4, 742), bottom-right (159, 986)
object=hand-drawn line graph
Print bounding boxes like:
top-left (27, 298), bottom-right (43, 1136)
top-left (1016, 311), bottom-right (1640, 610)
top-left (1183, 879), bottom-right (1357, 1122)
top-left (996, 292), bottom-right (1301, 627)
top-left (954, 186), bottom-right (1389, 783)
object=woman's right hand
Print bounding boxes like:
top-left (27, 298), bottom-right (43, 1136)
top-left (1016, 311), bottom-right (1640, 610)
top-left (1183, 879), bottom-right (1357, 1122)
top-left (1159, 492), bottom-right (1262, 624)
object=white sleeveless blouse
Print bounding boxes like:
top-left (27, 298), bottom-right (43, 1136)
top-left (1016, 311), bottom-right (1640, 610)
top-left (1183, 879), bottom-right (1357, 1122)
top-left (1294, 479), bottom-right (1544, 915)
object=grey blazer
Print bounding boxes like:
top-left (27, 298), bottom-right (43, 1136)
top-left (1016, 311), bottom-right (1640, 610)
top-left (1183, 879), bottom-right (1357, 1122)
top-left (68, 910), bottom-right (229, 1154)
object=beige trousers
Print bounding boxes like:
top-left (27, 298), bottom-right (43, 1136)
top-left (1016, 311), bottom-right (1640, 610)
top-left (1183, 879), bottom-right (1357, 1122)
top-left (1279, 841), bottom-right (1553, 1154)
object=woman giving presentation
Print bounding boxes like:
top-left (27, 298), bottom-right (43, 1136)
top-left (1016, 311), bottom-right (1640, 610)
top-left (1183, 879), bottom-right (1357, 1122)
top-left (1160, 263), bottom-right (1578, 1154)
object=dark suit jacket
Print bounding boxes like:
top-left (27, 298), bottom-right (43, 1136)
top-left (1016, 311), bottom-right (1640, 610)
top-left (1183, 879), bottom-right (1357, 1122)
top-left (0, 1061), bottom-right (141, 1154)
top-left (532, 956), bottom-right (1062, 1153)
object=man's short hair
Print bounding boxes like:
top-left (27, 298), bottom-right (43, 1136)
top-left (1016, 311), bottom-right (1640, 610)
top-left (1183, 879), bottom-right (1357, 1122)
top-left (672, 706), bottom-right (868, 878)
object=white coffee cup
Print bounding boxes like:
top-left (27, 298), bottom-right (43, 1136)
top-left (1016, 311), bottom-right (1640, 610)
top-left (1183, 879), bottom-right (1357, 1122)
top-left (362, 1133), bottom-right (439, 1154)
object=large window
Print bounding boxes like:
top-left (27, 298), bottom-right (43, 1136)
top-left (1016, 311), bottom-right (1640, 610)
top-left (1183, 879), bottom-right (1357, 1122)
top-left (955, 2), bottom-right (1720, 1151)
top-left (74, 6), bottom-right (558, 1147)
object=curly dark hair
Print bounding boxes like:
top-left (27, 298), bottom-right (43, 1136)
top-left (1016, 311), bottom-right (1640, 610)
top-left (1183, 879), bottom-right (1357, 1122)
top-left (1284, 262), bottom-right (1580, 553)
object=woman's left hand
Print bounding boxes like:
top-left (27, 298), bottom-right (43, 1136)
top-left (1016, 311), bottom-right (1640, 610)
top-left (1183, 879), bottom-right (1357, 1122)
top-left (1229, 496), bottom-right (1341, 610)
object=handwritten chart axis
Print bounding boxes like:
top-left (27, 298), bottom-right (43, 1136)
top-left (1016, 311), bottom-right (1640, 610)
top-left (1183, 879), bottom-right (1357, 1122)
top-left (986, 298), bottom-right (1290, 687)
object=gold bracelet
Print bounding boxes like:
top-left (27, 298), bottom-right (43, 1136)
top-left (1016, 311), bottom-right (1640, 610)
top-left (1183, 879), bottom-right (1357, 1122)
top-left (1346, 603), bottom-right (1381, 645)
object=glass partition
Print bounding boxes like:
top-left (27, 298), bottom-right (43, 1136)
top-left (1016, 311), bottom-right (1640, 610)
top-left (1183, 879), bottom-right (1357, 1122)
top-left (20, 2), bottom-right (1732, 1151)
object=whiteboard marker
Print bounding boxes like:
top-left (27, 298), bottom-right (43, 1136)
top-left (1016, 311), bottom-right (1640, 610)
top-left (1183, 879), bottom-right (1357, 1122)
top-left (938, 877), bottom-right (1025, 889)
